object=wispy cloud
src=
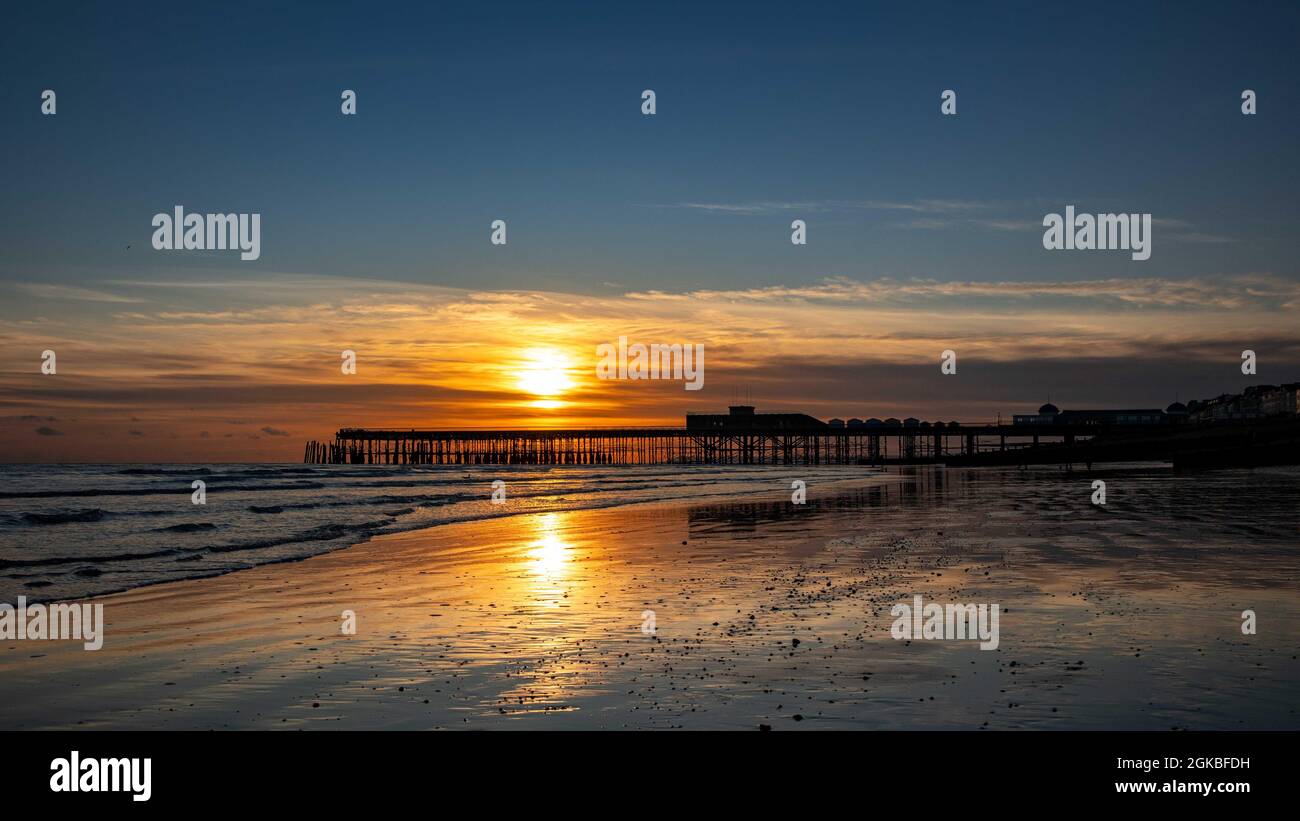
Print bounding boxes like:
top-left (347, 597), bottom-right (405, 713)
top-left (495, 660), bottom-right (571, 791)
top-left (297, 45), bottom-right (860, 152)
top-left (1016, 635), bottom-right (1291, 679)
top-left (14, 283), bottom-right (144, 303)
top-left (657, 201), bottom-right (1233, 242)
top-left (1165, 232), bottom-right (1237, 244)
top-left (892, 217), bottom-right (1040, 232)
top-left (626, 273), bottom-right (1300, 310)
top-left (658, 199), bottom-right (995, 216)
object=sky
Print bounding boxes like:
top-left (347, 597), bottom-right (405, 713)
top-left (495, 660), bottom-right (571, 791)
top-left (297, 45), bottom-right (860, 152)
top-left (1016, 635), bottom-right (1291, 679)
top-left (1, 0), bottom-right (1298, 461)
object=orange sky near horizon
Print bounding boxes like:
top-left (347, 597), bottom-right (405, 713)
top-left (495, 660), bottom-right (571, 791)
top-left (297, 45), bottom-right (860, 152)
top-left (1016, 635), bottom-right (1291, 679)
top-left (3, 272), bottom-right (1299, 462)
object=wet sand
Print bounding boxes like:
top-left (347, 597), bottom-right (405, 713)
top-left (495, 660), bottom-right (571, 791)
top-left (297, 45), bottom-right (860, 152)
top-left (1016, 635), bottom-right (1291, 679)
top-left (2, 466), bottom-right (1297, 730)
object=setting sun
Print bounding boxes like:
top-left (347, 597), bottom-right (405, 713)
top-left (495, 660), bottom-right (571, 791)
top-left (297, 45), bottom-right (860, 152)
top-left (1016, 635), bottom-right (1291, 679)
top-left (515, 348), bottom-right (576, 399)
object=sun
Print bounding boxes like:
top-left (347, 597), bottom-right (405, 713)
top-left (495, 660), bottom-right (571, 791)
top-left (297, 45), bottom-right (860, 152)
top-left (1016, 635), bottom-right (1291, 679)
top-left (514, 348), bottom-right (575, 400)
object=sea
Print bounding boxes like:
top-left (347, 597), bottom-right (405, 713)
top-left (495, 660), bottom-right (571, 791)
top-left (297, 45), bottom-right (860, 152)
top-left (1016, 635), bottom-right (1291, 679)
top-left (0, 463), bottom-right (869, 603)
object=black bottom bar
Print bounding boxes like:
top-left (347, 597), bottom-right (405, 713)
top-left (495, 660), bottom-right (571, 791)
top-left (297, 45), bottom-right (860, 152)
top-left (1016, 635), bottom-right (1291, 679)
top-left (6, 730), bottom-right (1285, 809)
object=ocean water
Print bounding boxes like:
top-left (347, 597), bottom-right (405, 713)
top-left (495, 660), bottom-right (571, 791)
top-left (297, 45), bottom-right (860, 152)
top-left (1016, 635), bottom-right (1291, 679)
top-left (0, 463), bottom-right (872, 603)
top-left (2, 462), bottom-right (1299, 729)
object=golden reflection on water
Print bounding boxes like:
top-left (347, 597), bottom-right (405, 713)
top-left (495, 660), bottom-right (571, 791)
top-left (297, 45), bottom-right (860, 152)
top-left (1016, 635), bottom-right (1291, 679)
top-left (525, 512), bottom-right (573, 580)
top-left (490, 510), bottom-right (610, 711)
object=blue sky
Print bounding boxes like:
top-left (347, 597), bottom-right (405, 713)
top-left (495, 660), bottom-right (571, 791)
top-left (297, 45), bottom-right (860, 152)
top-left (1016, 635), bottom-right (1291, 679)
top-left (2, 1), bottom-right (1299, 460)
top-left (2, 0), bottom-right (1297, 293)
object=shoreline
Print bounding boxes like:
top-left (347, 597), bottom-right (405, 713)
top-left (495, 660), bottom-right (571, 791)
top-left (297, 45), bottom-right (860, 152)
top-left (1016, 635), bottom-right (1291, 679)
top-left (2, 467), bottom-right (1297, 730)
top-left (3, 464), bottom-right (900, 606)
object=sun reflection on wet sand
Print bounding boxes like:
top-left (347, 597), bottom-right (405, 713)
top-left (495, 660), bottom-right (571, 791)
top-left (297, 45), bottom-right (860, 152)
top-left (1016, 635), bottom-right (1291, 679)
top-left (524, 512), bottom-right (574, 583)
top-left (1, 467), bottom-right (1298, 730)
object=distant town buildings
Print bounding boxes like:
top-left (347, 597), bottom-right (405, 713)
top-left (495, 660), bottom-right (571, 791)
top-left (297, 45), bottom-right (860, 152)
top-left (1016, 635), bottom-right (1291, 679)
top-left (684, 386), bottom-right (1299, 435)
top-left (1012, 384), bottom-right (1300, 427)
top-left (1186, 383), bottom-right (1300, 423)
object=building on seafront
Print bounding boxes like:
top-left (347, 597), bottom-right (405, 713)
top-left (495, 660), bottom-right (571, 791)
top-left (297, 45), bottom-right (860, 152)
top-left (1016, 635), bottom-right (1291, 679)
top-left (1011, 384), bottom-right (1300, 428)
top-left (1187, 383), bottom-right (1300, 423)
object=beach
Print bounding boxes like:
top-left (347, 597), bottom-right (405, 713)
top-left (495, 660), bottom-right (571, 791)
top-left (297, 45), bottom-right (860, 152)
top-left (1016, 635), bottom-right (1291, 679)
top-left (1, 465), bottom-right (1297, 730)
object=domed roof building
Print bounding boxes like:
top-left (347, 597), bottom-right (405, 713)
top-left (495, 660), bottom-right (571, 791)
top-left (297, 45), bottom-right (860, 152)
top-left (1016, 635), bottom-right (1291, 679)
top-left (1038, 402), bottom-right (1060, 415)
top-left (1166, 401), bottom-right (1187, 414)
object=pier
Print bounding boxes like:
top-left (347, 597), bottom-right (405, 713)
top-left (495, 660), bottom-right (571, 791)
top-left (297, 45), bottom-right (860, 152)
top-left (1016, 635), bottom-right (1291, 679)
top-left (303, 414), bottom-right (1103, 466)
top-left (304, 401), bottom-right (1300, 468)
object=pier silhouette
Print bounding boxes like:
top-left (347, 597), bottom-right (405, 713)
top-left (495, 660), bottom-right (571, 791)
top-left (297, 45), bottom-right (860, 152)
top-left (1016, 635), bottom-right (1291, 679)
top-left (303, 404), bottom-right (1300, 467)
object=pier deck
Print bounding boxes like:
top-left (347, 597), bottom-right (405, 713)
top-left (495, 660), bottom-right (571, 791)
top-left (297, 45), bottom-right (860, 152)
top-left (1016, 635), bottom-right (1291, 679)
top-left (303, 423), bottom-right (1108, 466)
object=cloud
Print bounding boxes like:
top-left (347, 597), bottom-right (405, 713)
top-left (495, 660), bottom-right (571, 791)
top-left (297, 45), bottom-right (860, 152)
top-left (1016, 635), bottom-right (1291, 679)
top-left (1165, 232), bottom-right (1236, 244)
top-left (35, 426), bottom-right (63, 436)
top-left (658, 199), bottom-right (994, 216)
top-left (13, 283), bottom-right (144, 303)
top-left (656, 201), bottom-right (1227, 242)
top-left (894, 217), bottom-right (1040, 232)
top-left (1, 271), bottom-right (1296, 460)
top-left (624, 273), bottom-right (1300, 311)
